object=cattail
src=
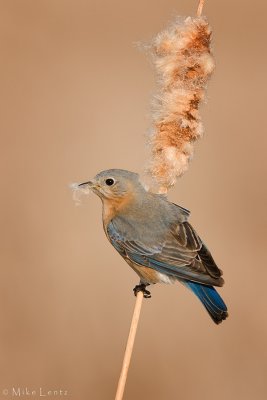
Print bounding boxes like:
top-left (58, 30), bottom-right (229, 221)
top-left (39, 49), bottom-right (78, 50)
top-left (141, 16), bottom-right (215, 194)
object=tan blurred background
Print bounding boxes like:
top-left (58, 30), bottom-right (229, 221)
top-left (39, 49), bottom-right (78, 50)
top-left (0, 0), bottom-right (266, 399)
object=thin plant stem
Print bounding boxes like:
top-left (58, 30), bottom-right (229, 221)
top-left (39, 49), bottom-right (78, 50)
top-left (197, 0), bottom-right (205, 16)
top-left (115, 291), bottom-right (144, 400)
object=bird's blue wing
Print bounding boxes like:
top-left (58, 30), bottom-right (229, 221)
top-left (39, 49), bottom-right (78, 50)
top-left (107, 218), bottom-right (224, 287)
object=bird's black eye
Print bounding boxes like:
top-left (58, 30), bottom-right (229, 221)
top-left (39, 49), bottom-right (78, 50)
top-left (105, 178), bottom-right (115, 186)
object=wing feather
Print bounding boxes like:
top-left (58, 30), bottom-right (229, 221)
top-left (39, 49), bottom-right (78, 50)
top-left (107, 219), bottom-right (224, 287)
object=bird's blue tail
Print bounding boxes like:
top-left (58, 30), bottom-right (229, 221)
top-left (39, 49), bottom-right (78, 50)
top-left (184, 281), bottom-right (228, 324)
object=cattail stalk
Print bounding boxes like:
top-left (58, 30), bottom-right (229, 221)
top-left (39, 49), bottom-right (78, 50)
top-left (115, 291), bottom-right (144, 400)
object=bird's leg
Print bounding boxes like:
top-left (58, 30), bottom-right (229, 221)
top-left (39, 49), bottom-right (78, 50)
top-left (133, 282), bottom-right (151, 299)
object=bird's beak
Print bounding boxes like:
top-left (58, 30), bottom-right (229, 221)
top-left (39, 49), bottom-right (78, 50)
top-left (78, 179), bottom-right (101, 195)
top-left (78, 180), bottom-right (94, 188)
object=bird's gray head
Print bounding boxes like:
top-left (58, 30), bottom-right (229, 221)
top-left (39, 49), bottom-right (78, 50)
top-left (78, 169), bottom-right (144, 200)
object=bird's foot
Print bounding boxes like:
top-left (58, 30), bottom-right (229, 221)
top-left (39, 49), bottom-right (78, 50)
top-left (133, 283), bottom-right (151, 299)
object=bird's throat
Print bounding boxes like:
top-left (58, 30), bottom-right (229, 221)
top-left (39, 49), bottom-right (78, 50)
top-left (102, 193), bottom-right (134, 225)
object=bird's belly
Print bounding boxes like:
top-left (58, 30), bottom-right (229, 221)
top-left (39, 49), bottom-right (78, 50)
top-left (126, 259), bottom-right (175, 285)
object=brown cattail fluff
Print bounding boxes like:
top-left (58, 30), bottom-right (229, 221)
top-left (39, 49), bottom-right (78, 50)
top-left (141, 16), bottom-right (215, 194)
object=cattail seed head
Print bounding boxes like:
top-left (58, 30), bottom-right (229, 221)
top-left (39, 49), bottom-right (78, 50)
top-left (141, 16), bottom-right (215, 193)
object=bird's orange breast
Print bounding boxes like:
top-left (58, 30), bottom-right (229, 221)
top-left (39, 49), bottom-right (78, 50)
top-left (102, 192), bottom-right (134, 226)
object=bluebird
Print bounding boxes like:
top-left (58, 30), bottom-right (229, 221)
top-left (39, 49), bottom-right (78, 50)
top-left (79, 169), bottom-right (228, 324)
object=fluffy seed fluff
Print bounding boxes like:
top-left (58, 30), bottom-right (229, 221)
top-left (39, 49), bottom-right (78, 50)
top-left (70, 183), bottom-right (91, 206)
top-left (140, 16), bottom-right (215, 194)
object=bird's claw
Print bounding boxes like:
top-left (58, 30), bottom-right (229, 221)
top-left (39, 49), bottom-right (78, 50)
top-left (133, 283), bottom-right (151, 298)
